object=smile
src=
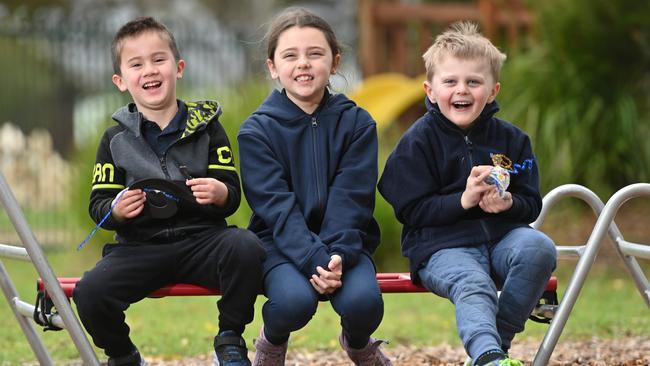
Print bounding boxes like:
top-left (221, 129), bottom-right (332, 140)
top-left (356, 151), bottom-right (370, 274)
top-left (143, 81), bottom-right (161, 89)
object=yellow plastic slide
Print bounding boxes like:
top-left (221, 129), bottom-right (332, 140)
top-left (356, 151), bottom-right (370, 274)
top-left (349, 73), bottom-right (425, 130)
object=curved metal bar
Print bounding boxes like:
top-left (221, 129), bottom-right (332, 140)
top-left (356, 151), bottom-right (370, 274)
top-left (533, 183), bottom-right (650, 366)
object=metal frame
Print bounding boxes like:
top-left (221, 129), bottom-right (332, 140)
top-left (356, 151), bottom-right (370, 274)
top-left (1, 165), bottom-right (649, 364)
top-left (530, 183), bottom-right (650, 366)
top-left (0, 171), bottom-right (100, 365)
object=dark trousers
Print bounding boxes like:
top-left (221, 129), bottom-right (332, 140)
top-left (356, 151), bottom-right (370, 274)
top-left (72, 227), bottom-right (265, 358)
top-left (262, 254), bottom-right (384, 347)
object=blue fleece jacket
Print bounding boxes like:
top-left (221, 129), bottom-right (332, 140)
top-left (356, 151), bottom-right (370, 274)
top-left (238, 90), bottom-right (380, 277)
top-left (378, 98), bottom-right (542, 282)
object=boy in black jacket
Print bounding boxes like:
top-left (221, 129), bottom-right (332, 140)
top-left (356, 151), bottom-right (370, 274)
top-left (72, 17), bottom-right (264, 366)
top-left (378, 22), bottom-right (556, 366)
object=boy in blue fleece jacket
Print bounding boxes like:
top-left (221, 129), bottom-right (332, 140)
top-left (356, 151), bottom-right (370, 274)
top-left (378, 21), bottom-right (556, 366)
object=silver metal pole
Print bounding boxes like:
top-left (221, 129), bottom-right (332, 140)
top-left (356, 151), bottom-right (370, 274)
top-left (0, 260), bottom-right (54, 365)
top-left (0, 243), bottom-right (30, 261)
top-left (0, 172), bottom-right (100, 365)
top-left (533, 183), bottom-right (650, 366)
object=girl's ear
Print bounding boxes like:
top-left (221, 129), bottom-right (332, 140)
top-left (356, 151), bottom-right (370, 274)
top-left (266, 59), bottom-right (279, 79)
top-left (331, 53), bottom-right (341, 74)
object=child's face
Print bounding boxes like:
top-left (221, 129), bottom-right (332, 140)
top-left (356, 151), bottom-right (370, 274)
top-left (424, 55), bottom-right (500, 130)
top-left (267, 26), bottom-right (340, 113)
top-left (112, 31), bottom-right (185, 118)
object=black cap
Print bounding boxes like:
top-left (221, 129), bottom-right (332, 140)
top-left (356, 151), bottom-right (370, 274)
top-left (130, 178), bottom-right (198, 219)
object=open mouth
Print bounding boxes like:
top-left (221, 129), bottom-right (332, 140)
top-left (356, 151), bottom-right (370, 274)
top-left (295, 75), bottom-right (314, 82)
top-left (143, 81), bottom-right (162, 90)
top-left (452, 101), bottom-right (472, 110)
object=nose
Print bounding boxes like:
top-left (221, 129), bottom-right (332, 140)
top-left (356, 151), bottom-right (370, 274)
top-left (455, 82), bottom-right (469, 94)
top-left (143, 61), bottom-right (158, 76)
top-left (297, 55), bottom-right (310, 69)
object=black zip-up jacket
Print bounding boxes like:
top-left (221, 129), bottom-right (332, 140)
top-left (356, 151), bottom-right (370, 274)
top-left (378, 98), bottom-right (542, 282)
top-left (89, 100), bottom-right (240, 243)
top-left (238, 90), bottom-right (380, 277)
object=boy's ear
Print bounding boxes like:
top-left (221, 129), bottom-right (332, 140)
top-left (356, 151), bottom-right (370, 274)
top-left (266, 59), bottom-right (278, 79)
top-left (176, 59), bottom-right (186, 79)
top-left (487, 81), bottom-right (501, 103)
top-left (112, 74), bottom-right (127, 92)
top-left (423, 80), bottom-right (436, 103)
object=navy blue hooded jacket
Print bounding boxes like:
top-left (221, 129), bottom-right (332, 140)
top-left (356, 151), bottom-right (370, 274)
top-left (238, 89), bottom-right (380, 277)
top-left (378, 98), bottom-right (542, 282)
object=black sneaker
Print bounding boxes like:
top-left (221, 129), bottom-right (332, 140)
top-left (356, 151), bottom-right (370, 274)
top-left (213, 330), bottom-right (251, 366)
top-left (107, 348), bottom-right (146, 366)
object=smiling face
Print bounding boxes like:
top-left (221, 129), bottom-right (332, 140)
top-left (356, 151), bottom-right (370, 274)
top-left (424, 55), bottom-right (500, 129)
top-left (112, 31), bottom-right (185, 119)
top-left (267, 26), bottom-right (340, 114)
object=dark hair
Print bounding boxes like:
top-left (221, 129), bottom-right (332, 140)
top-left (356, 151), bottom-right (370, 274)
top-left (265, 7), bottom-right (341, 62)
top-left (111, 16), bottom-right (181, 75)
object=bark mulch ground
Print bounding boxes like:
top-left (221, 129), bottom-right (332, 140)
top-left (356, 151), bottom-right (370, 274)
top-left (136, 336), bottom-right (650, 365)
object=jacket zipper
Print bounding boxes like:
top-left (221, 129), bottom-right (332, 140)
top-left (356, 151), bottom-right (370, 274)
top-left (311, 117), bottom-right (323, 210)
top-left (464, 134), bottom-right (492, 243)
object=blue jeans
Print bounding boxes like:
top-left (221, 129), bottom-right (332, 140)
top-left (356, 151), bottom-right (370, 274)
top-left (417, 227), bottom-right (556, 359)
top-left (262, 254), bottom-right (384, 347)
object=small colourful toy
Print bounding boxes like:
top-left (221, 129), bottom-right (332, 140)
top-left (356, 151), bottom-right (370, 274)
top-left (485, 165), bottom-right (510, 197)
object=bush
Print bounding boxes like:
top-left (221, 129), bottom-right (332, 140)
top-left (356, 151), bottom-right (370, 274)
top-left (498, 0), bottom-right (650, 196)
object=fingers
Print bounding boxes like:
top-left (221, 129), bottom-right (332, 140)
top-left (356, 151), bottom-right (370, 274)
top-left (328, 255), bottom-right (343, 275)
top-left (113, 189), bottom-right (145, 220)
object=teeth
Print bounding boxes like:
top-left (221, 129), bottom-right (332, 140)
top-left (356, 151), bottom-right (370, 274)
top-left (143, 81), bottom-right (161, 89)
top-left (453, 101), bottom-right (471, 107)
top-left (296, 75), bottom-right (313, 82)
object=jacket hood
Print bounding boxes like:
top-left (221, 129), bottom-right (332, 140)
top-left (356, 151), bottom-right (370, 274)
top-left (253, 89), bottom-right (357, 123)
top-left (425, 96), bottom-right (500, 132)
top-left (111, 100), bottom-right (222, 138)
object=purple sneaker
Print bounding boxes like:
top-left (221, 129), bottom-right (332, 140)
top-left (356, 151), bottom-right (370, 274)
top-left (252, 327), bottom-right (288, 366)
top-left (339, 332), bottom-right (393, 366)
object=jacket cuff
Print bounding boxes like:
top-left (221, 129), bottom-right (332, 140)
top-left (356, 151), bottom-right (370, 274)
top-left (300, 248), bottom-right (332, 277)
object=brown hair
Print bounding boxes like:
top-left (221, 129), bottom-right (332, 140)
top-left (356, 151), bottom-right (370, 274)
top-left (265, 7), bottom-right (341, 62)
top-left (111, 16), bottom-right (181, 75)
top-left (422, 21), bottom-right (506, 82)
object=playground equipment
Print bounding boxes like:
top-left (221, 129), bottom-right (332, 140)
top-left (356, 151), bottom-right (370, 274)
top-left (349, 73), bottom-right (425, 130)
top-left (1, 168), bottom-right (650, 365)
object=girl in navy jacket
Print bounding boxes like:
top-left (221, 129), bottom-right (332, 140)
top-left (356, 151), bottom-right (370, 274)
top-left (238, 7), bottom-right (391, 366)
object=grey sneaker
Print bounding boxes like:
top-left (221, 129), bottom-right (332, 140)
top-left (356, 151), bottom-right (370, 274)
top-left (252, 327), bottom-right (288, 366)
top-left (107, 348), bottom-right (146, 366)
top-left (339, 332), bottom-right (393, 366)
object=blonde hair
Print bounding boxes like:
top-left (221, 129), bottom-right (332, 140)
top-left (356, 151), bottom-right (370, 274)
top-left (422, 21), bottom-right (506, 82)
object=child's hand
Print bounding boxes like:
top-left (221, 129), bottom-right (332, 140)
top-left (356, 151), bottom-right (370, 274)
top-left (111, 188), bottom-right (146, 221)
top-left (186, 178), bottom-right (228, 206)
top-left (461, 165), bottom-right (494, 209)
top-left (479, 187), bottom-right (513, 213)
top-left (310, 255), bottom-right (343, 295)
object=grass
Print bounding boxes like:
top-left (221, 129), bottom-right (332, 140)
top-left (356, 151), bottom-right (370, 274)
top-left (1, 248), bottom-right (649, 364)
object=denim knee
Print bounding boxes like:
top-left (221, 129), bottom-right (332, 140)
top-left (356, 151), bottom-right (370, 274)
top-left (512, 231), bottom-right (557, 273)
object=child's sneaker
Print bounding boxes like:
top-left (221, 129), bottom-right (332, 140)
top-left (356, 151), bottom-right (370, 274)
top-left (471, 349), bottom-right (523, 366)
top-left (213, 330), bottom-right (251, 366)
top-left (252, 327), bottom-right (287, 366)
top-left (107, 348), bottom-right (146, 366)
top-left (339, 332), bottom-right (393, 366)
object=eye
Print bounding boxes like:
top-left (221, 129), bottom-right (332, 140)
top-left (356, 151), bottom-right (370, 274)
top-left (130, 62), bottom-right (142, 68)
top-left (154, 57), bottom-right (166, 63)
top-left (443, 79), bottom-right (455, 85)
top-left (468, 79), bottom-right (481, 86)
top-left (309, 51), bottom-right (324, 57)
top-left (282, 53), bottom-right (297, 60)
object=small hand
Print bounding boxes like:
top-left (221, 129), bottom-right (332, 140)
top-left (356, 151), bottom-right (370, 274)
top-left (479, 187), bottom-right (513, 213)
top-left (186, 178), bottom-right (228, 206)
top-left (112, 188), bottom-right (146, 221)
top-left (461, 165), bottom-right (493, 209)
top-left (309, 255), bottom-right (343, 294)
